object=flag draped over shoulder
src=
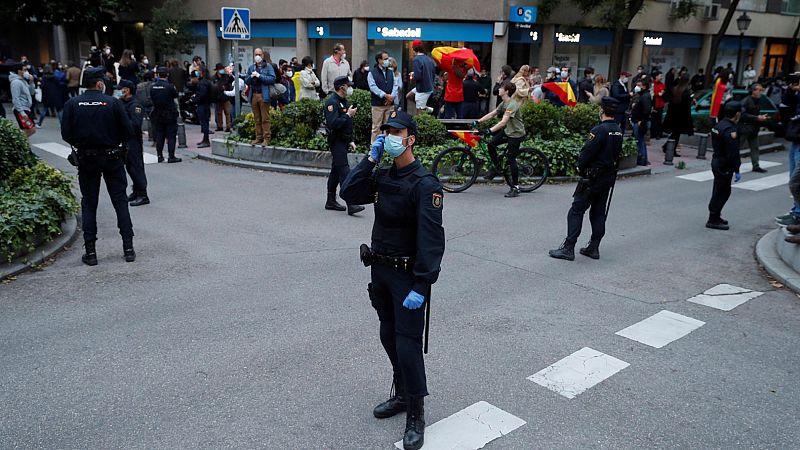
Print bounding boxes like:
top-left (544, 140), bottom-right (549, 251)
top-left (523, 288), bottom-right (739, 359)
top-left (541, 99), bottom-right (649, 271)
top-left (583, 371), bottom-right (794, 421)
top-left (431, 47), bottom-right (481, 72)
top-left (710, 78), bottom-right (727, 119)
top-left (542, 81), bottom-right (577, 107)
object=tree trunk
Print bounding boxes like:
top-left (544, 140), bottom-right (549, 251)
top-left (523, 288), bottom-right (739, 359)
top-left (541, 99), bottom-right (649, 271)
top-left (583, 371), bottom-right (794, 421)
top-left (608, 25), bottom-right (627, 79)
top-left (705, 0), bottom-right (741, 86)
top-left (782, 17), bottom-right (800, 75)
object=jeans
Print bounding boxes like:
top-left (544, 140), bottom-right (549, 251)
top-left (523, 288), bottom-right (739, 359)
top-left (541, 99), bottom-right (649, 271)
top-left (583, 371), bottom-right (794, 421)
top-left (197, 103), bottom-right (210, 135)
top-left (442, 101), bottom-right (462, 119)
top-left (791, 143), bottom-right (800, 217)
top-left (633, 122), bottom-right (648, 165)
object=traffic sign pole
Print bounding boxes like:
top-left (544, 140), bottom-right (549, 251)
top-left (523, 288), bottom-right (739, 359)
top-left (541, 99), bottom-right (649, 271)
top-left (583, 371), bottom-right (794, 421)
top-left (221, 7), bottom-right (250, 119)
top-left (234, 39), bottom-right (240, 119)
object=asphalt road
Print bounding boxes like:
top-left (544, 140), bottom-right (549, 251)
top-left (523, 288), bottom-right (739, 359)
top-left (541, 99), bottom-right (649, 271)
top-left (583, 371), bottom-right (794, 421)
top-left (1, 123), bottom-right (799, 449)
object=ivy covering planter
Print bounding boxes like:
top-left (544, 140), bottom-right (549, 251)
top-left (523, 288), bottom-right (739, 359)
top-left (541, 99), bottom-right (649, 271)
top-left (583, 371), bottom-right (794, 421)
top-left (0, 119), bottom-right (78, 262)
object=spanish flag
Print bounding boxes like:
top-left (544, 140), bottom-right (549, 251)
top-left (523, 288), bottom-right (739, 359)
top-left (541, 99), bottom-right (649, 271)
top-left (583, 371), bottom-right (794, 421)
top-left (450, 130), bottom-right (482, 148)
top-left (542, 82), bottom-right (577, 107)
top-left (710, 78), bottom-right (726, 119)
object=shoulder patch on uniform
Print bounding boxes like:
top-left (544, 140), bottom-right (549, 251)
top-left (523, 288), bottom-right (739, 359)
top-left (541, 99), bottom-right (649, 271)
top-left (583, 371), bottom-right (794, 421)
top-left (730, 131), bottom-right (737, 139)
top-left (390, 111), bottom-right (397, 119)
top-left (134, 106), bottom-right (142, 114)
top-left (589, 132), bottom-right (596, 141)
top-left (327, 104), bottom-right (334, 112)
top-left (432, 192), bottom-right (443, 209)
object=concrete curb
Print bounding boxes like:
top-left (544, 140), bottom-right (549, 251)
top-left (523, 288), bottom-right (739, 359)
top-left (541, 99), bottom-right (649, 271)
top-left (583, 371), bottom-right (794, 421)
top-left (0, 215), bottom-right (79, 281)
top-left (197, 152), bottom-right (652, 180)
top-left (755, 228), bottom-right (800, 293)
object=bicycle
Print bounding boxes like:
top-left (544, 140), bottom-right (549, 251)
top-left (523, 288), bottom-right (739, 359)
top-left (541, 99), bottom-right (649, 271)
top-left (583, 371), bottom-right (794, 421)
top-left (431, 130), bottom-right (550, 193)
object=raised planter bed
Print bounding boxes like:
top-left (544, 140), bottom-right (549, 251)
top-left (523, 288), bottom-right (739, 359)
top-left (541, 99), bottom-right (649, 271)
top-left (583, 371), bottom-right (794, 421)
top-left (211, 139), bottom-right (365, 169)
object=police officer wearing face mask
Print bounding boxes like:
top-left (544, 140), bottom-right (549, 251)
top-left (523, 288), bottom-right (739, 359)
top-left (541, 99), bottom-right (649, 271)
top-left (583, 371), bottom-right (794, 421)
top-left (340, 110), bottom-right (445, 450)
top-left (323, 76), bottom-right (364, 215)
top-left (115, 79), bottom-right (149, 206)
top-left (61, 67), bottom-right (136, 265)
top-left (550, 97), bottom-right (623, 261)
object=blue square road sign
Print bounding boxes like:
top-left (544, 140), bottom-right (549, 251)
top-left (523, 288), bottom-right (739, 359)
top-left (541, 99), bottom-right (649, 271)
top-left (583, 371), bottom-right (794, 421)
top-left (221, 7), bottom-right (251, 40)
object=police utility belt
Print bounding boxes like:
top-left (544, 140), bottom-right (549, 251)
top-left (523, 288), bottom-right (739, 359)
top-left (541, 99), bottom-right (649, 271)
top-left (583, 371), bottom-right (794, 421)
top-left (360, 244), bottom-right (414, 271)
top-left (68, 146), bottom-right (124, 166)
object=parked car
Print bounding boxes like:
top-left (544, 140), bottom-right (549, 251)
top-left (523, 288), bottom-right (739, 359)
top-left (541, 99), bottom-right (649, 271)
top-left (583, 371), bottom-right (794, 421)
top-left (691, 88), bottom-right (780, 127)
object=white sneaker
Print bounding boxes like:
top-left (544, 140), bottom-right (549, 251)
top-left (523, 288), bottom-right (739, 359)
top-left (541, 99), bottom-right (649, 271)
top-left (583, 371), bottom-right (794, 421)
top-left (35, 124), bottom-right (42, 128)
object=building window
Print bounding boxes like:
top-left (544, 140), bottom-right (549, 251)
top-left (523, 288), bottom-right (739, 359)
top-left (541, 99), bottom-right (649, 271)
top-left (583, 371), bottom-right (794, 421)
top-left (782, 0), bottom-right (800, 13)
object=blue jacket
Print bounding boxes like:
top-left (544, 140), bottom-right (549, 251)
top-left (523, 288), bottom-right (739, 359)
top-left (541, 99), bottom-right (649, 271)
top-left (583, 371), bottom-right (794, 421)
top-left (412, 54), bottom-right (436, 93)
top-left (244, 62), bottom-right (276, 103)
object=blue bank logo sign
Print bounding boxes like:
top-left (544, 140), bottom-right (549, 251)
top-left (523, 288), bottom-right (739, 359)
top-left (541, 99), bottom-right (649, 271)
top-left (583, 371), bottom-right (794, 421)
top-left (509, 6), bottom-right (537, 23)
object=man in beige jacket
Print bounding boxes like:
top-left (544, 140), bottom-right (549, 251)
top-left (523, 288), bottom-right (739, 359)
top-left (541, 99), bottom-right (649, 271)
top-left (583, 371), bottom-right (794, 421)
top-left (320, 43), bottom-right (351, 95)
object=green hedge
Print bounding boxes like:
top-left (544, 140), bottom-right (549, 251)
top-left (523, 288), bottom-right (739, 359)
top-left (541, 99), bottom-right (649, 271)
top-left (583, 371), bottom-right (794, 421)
top-left (0, 118), bottom-right (37, 180)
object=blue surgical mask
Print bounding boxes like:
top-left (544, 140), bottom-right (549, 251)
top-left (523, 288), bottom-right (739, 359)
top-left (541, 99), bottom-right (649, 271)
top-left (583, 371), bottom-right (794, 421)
top-left (383, 59), bottom-right (389, 68)
top-left (384, 134), bottom-right (407, 158)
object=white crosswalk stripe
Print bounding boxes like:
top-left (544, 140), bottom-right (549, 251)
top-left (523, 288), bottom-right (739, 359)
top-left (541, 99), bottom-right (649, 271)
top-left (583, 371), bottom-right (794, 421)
top-left (33, 142), bottom-right (159, 165)
top-left (687, 284), bottom-right (764, 311)
top-left (677, 161), bottom-right (782, 182)
top-left (733, 172), bottom-right (790, 191)
top-left (393, 401), bottom-right (525, 450)
top-left (528, 347), bottom-right (629, 399)
top-left (615, 310), bottom-right (705, 348)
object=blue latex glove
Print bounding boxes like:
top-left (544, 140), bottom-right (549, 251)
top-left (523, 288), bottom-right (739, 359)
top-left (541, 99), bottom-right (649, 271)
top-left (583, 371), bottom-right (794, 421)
top-left (470, 120), bottom-right (479, 129)
top-left (734, 172), bottom-right (742, 183)
top-left (402, 290), bottom-right (425, 310)
top-left (370, 135), bottom-right (386, 161)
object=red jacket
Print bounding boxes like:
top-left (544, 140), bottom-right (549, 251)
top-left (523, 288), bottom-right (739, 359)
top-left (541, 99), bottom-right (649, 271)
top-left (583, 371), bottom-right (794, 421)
top-left (653, 80), bottom-right (666, 109)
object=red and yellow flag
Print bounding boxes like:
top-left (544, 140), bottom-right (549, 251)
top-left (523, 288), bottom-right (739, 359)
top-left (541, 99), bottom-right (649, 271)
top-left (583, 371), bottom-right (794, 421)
top-left (450, 130), bottom-right (482, 148)
top-left (431, 47), bottom-right (481, 72)
top-left (710, 78), bottom-right (727, 119)
top-left (542, 81), bottom-right (577, 107)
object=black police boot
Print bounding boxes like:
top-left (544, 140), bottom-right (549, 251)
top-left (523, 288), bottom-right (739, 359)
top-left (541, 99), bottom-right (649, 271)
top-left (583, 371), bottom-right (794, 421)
top-left (403, 397), bottom-right (425, 450)
top-left (157, 151), bottom-right (165, 163)
top-left (130, 193), bottom-right (150, 207)
top-left (705, 217), bottom-right (730, 230)
top-left (347, 203), bottom-right (365, 216)
top-left (127, 191), bottom-right (137, 202)
top-left (123, 238), bottom-right (136, 262)
top-left (325, 192), bottom-right (346, 211)
top-left (82, 240), bottom-right (98, 266)
top-left (373, 378), bottom-right (407, 419)
top-left (579, 239), bottom-right (600, 260)
top-left (167, 153), bottom-right (182, 163)
top-left (549, 240), bottom-right (575, 261)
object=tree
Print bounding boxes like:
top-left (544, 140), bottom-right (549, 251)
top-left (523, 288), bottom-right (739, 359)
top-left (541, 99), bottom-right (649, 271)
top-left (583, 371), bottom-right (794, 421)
top-left (782, 17), bottom-right (800, 75)
top-left (1, 0), bottom-right (130, 25)
top-left (538, 0), bottom-right (696, 78)
top-left (143, 0), bottom-right (197, 60)
top-left (704, 0), bottom-right (741, 85)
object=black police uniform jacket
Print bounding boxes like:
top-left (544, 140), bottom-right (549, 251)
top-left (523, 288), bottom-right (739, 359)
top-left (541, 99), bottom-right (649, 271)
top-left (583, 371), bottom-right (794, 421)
top-left (340, 157), bottom-right (445, 294)
top-left (61, 90), bottom-right (133, 150)
top-left (122, 96), bottom-right (144, 151)
top-left (150, 79), bottom-right (178, 122)
top-left (577, 119), bottom-right (623, 189)
top-left (711, 118), bottom-right (742, 174)
top-left (324, 93), bottom-right (353, 142)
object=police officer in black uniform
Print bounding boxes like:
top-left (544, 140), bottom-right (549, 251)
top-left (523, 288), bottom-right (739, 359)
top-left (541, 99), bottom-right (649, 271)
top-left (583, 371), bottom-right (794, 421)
top-left (150, 66), bottom-right (182, 163)
top-left (324, 75), bottom-right (364, 215)
top-left (550, 96), bottom-right (623, 261)
top-left (116, 79), bottom-right (150, 206)
top-left (706, 101), bottom-right (742, 230)
top-left (340, 110), bottom-right (445, 450)
top-left (61, 67), bottom-right (136, 265)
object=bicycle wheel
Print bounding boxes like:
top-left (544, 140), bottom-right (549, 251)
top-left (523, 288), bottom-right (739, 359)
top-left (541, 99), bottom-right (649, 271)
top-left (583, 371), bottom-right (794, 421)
top-left (503, 147), bottom-right (549, 192)
top-left (431, 147), bottom-right (479, 193)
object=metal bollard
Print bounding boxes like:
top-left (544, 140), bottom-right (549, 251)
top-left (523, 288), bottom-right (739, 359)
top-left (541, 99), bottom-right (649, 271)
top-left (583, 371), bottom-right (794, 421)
top-left (663, 139), bottom-right (676, 166)
top-left (696, 133), bottom-right (708, 159)
top-left (177, 121), bottom-right (187, 148)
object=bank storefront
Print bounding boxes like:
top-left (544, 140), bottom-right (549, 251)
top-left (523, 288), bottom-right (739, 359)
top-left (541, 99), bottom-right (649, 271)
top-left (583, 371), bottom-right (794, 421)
top-left (551, 27), bottom-right (631, 79)
top-left (640, 32), bottom-right (702, 72)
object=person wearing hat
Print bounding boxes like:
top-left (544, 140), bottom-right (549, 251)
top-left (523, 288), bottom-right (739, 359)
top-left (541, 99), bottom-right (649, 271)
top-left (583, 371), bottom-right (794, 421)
top-left (340, 109), bottom-right (445, 450)
top-left (115, 79), bottom-right (149, 206)
top-left (550, 96), bottom-right (623, 260)
top-left (706, 100), bottom-right (743, 230)
top-left (150, 66), bottom-right (182, 163)
top-left (61, 66), bottom-right (136, 265)
top-left (610, 71), bottom-right (632, 131)
top-left (323, 76), bottom-right (364, 215)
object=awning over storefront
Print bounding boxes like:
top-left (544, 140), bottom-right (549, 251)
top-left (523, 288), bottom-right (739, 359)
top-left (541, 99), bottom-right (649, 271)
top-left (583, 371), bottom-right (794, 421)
top-left (367, 21), bottom-right (494, 42)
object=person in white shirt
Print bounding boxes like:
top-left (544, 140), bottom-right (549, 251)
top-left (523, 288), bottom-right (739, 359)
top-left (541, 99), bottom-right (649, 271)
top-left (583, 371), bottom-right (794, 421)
top-left (299, 56), bottom-right (321, 100)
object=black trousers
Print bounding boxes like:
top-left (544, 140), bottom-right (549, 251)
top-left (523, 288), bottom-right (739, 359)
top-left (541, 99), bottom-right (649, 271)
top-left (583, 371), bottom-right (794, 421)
top-left (370, 264), bottom-right (428, 398)
top-left (125, 136), bottom-right (148, 194)
top-left (197, 103), bottom-right (210, 135)
top-left (78, 152), bottom-right (134, 242)
top-left (152, 119), bottom-right (178, 157)
top-left (327, 137), bottom-right (351, 194)
top-left (566, 184), bottom-right (611, 244)
top-left (650, 108), bottom-right (663, 138)
top-left (708, 168), bottom-right (733, 220)
top-left (614, 113), bottom-right (627, 133)
top-left (488, 132), bottom-right (524, 185)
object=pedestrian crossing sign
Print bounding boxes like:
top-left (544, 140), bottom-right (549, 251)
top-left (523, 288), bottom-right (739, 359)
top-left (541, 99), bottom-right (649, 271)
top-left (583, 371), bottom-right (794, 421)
top-left (221, 7), bottom-right (250, 40)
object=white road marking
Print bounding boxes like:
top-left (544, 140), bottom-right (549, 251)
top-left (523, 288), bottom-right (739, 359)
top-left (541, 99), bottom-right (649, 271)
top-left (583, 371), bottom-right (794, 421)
top-left (527, 347), bottom-right (629, 399)
top-left (733, 172), bottom-right (789, 191)
top-left (677, 161), bottom-right (781, 182)
top-left (393, 401), bottom-right (525, 450)
top-left (615, 310), bottom-right (705, 348)
top-left (33, 142), bottom-right (159, 165)
top-left (687, 283), bottom-right (764, 311)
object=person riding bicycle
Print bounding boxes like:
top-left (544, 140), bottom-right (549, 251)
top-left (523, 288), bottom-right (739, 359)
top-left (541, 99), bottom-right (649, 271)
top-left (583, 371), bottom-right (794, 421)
top-left (473, 80), bottom-right (526, 198)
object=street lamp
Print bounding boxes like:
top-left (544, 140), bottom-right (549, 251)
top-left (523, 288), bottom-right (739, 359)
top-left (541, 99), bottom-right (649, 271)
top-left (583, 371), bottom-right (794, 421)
top-left (735, 12), bottom-right (752, 86)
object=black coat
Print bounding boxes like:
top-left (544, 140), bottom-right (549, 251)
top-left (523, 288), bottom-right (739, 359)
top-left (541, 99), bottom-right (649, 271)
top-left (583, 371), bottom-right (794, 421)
top-left (738, 95), bottom-right (762, 136)
top-left (609, 80), bottom-right (630, 113)
top-left (663, 89), bottom-right (694, 136)
top-left (41, 74), bottom-right (67, 109)
top-left (631, 91), bottom-right (652, 124)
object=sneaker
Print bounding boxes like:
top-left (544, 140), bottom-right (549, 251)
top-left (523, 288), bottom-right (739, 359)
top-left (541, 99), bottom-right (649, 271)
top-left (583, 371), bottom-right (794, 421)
top-left (752, 166), bottom-right (767, 173)
top-left (504, 187), bottom-right (520, 198)
top-left (35, 124), bottom-right (42, 129)
top-left (776, 213), bottom-right (794, 222)
top-left (776, 215), bottom-right (800, 226)
top-left (705, 220), bottom-right (730, 230)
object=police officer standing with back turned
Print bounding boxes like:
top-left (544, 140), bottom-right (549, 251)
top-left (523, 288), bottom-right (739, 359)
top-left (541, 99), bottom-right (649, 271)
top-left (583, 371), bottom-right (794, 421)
top-left (706, 101), bottom-right (742, 230)
top-left (116, 79), bottom-right (150, 206)
top-left (549, 96), bottom-right (623, 261)
top-left (150, 66), bottom-right (182, 163)
top-left (62, 67), bottom-right (136, 265)
top-left (324, 75), bottom-right (364, 215)
top-left (340, 110), bottom-right (445, 450)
